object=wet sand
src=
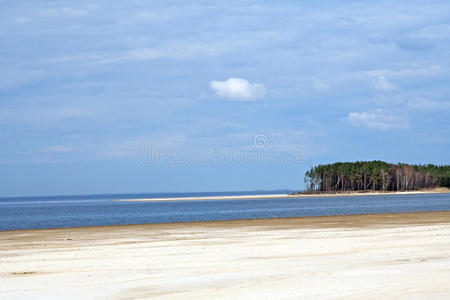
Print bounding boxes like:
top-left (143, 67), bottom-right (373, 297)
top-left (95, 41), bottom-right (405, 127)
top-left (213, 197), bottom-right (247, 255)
top-left (1, 211), bottom-right (450, 299)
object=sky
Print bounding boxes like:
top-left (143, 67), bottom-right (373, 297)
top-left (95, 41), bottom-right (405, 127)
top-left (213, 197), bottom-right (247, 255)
top-left (1, 0), bottom-right (449, 196)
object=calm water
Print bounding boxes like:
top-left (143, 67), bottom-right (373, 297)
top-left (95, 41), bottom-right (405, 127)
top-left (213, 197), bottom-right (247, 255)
top-left (0, 191), bottom-right (449, 231)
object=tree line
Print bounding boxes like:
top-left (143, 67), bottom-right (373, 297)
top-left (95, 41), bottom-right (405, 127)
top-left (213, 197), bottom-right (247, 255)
top-left (304, 161), bottom-right (450, 192)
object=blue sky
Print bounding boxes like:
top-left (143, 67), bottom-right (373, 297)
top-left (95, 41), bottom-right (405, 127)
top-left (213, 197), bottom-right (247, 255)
top-left (1, 1), bottom-right (449, 196)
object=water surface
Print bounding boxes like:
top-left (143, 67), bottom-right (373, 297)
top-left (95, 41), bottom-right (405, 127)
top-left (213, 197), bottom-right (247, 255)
top-left (1, 191), bottom-right (449, 230)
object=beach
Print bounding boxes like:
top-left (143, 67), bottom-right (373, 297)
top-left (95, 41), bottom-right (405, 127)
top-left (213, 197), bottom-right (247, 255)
top-left (1, 211), bottom-right (450, 299)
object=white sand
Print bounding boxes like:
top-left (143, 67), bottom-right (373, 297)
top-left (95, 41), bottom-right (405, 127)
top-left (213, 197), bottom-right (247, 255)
top-left (1, 212), bottom-right (450, 299)
top-left (120, 193), bottom-right (289, 201)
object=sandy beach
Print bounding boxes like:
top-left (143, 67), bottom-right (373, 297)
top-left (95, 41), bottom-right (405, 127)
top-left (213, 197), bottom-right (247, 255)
top-left (1, 211), bottom-right (450, 299)
top-left (119, 188), bottom-right (450, 202)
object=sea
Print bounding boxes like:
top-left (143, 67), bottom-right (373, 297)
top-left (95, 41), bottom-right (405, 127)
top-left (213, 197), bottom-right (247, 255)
top-left (1, 190), bottom-right (449, 231)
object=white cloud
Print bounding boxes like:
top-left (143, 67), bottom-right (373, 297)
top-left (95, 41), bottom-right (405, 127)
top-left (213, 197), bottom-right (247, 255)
top-left (0, 106), bottom-right (93, 125)
top-left (88, 41), bottom-right (247, 64)
top-left (210, 78), bottom-right (266, 100)
top-left (45, 145), bottom-right (75, 153)
top-left (365, 65), bottom-right (442, 91)
top-left (370, 74), bottom-right (396, 91)
top-left (407, 98), bottom-right (450, 110)
top-left (312, 77), bottom-right (329, 91)
top-left (390, 65), bottom-right (442, 77)
top-left (125, 41), bottom-right (228, 61)
top-left (347, 109), bottom-right (409, 131)
top-left (370, 95), bottom-right (450, 112)
top-left (40, 8), bottom-right (87, 17)
top-left (367, 65), bottom-right (442, 79)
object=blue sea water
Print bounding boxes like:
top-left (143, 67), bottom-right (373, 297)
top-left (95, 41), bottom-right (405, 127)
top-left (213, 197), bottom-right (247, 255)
top-left (0, 191), bottom-right (449, 231)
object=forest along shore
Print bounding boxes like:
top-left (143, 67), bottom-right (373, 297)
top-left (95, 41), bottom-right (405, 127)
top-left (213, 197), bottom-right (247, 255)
top-left (304, 161), bottom-right (450, 192)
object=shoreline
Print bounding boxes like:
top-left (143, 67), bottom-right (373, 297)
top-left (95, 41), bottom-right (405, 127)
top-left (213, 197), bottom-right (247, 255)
top-left (119, 188), bottom-right (450, 202)
top-left (1, 210), bottom-right (450, 233)
top-left (2, 211), bottom-right (450, 299)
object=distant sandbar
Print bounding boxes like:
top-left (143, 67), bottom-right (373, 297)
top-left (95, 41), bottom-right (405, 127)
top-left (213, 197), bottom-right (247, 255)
top-left (119, 188), bottom-right (450, 202)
